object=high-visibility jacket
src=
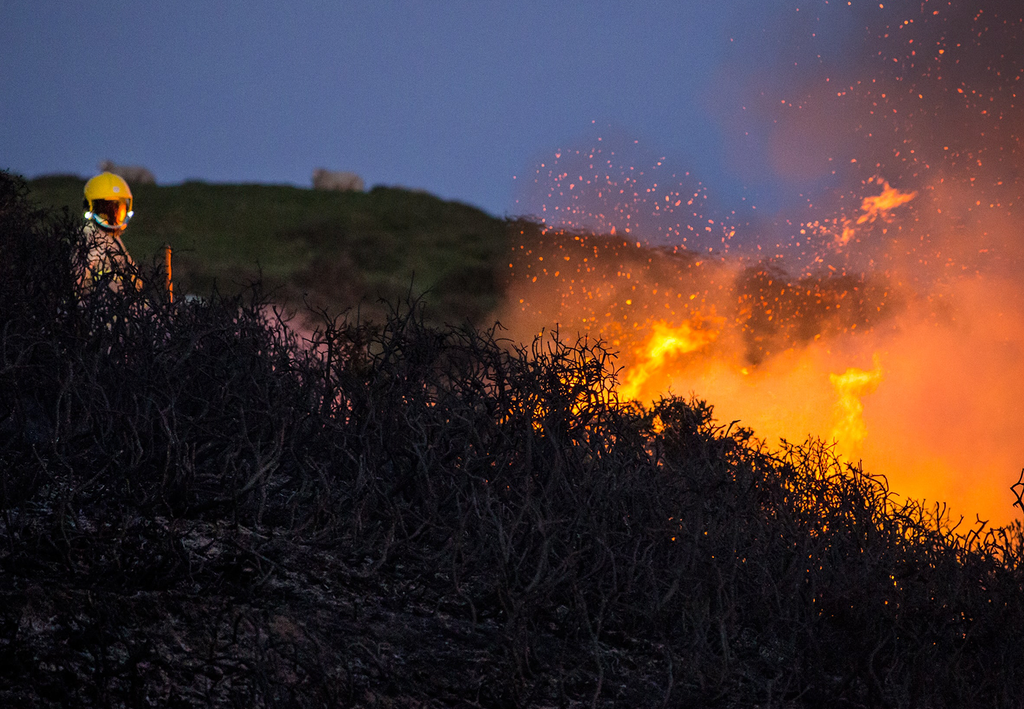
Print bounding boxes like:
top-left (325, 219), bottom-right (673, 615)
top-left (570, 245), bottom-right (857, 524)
top-left (81, 222), bottom-right (141, 291)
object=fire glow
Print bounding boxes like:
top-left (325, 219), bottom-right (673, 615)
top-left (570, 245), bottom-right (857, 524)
top-left (504, 1), bottom-right (1024, 526)
top-left (504, 177), bottom-right (1023, 526)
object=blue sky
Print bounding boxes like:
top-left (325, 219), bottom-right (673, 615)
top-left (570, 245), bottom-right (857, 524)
top-left (0, 1), bottom-right (965, 220)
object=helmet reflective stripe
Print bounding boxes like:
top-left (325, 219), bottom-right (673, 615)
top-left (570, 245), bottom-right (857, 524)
top-left (88, 198), bottom-right (131, 230)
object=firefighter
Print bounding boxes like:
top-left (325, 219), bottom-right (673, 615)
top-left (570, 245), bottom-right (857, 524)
top-left (81, 171), bottom-right (139, 289)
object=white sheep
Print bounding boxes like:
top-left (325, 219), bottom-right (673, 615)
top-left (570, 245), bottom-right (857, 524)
top-left (312, 168), bottom-right (364, 192)
top-left (98, 160), bottom-right (156, 185)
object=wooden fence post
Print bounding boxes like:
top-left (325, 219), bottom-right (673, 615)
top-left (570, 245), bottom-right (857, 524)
top-left (164, 244), bottom-right (174, 303)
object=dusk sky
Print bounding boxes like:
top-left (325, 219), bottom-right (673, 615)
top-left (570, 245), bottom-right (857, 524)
top-left (2, 1), bottom-right (890, 220)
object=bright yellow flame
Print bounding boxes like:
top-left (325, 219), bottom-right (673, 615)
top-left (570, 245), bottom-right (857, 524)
top-left (829, 354), bottom-right (883, 457)
top-left (651, 414), bottom-right (666, 435)
top-left (620, 320), bottom-right (719, 401)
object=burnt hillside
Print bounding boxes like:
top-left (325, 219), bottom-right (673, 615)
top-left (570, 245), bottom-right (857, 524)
top-left (3, 170), bottom-right (1024, 707)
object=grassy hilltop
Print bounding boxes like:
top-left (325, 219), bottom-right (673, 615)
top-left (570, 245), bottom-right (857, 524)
top-left (28, 175), bottom-right (509, 325)
top-left (7, 171), bottom-right (1024, 707)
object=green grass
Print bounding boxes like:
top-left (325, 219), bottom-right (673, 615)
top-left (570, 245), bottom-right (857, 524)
top-left (27, 175), bottom-right (509, 324)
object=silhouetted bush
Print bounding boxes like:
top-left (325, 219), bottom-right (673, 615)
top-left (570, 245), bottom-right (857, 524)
top-left (1, 169), bottom-right (1023, 707)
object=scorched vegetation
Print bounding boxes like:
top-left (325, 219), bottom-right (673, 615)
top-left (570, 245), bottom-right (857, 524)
top-left (2, 170), bottom-right (1023, 707)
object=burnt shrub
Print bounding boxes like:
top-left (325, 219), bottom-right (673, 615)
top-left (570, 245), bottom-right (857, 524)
top-left (2, 169), bottom-right (1024, 708)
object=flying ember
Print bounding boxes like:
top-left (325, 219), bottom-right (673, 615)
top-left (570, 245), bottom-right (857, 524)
top-left (832, 180), bottom-right (918, 249)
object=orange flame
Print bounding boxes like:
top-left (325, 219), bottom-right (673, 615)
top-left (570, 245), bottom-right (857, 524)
top-left (619, 319), bottom-right (720, 401)
top-left (835, 179), bottom-right (918, 247)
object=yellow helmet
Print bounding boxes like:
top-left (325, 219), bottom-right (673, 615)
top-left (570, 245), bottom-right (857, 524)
top-left (83, 171), bottom-right (134, 231)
